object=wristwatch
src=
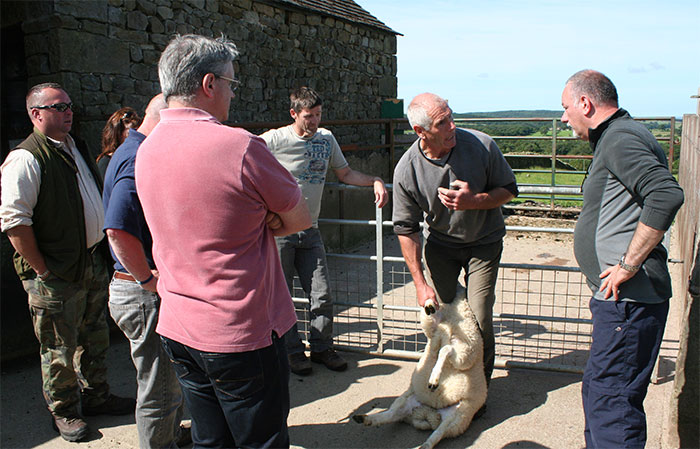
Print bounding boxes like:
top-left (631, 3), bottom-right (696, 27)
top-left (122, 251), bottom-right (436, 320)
top-left (619, 253), bottom-right (641, 272)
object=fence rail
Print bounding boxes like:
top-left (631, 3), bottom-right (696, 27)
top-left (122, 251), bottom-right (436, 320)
top-left (238, 115), bottom-right (677, 213)
top-left (286, 184), bottom-right (594, 373)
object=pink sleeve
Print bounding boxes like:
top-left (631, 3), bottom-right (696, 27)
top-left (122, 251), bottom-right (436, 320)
top-left (241, 135), bottom-right (301, 213)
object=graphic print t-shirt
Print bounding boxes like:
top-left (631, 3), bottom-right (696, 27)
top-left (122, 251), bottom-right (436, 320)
top-left (261, 125), bottom-right (349, 226)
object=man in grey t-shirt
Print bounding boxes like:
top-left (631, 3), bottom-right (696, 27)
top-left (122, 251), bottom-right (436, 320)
top-left (392, 93), bottom-right (517, 397)
top-left (261, 87), bottom-right (388, 375)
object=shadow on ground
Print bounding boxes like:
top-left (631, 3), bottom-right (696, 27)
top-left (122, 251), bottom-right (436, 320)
top-left (288, 352), bottom-right (581, 449)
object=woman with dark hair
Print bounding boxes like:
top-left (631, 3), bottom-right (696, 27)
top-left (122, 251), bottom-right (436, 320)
top-left (97, 107), bottom-right (141, 180)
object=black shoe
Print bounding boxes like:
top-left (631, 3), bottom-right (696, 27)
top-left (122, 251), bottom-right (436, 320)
top-left (51, 413), bottom-right (89, 442)
top-left (289, 352), bottom-right (312, 376)
top-left (310, 349), bottom-right (348, 371)
top-left (82, 394), bottom-right (136, 416)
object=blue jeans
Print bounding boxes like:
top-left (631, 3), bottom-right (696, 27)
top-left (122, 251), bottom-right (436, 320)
top-left (275, 228), bottom-right (333, 354)
top-left (423, 239), bottom-right (503, 383)
top-left (161, 334), bottom-right (290, 449)
top-left (582, 298), bottom-right (669, 449)
top-left (109, 275), bottom-right (184, 449)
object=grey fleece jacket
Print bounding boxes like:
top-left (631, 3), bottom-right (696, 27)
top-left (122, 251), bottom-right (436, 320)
top-left (574, 109), bottom-right (684, 303)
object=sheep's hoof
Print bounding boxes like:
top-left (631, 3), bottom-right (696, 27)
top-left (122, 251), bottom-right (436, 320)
top-left (428, 382), bottom-right (438, 391)
top-left (352, 414), bottom-right (366, 424)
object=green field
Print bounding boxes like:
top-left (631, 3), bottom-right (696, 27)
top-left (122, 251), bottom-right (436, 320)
top-left (512, 169), bottom-right (585, 207)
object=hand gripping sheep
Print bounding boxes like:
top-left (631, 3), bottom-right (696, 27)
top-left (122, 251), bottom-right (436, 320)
top-left (353, 288), bottom-right (487, 449)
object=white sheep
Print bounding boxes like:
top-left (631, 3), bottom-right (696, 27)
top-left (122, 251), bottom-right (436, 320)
top-left (353, 287), bottom-right (487, 449)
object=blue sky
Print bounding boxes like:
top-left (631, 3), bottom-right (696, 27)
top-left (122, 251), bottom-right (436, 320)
top-left (364, 0), bottom-right (700, 117)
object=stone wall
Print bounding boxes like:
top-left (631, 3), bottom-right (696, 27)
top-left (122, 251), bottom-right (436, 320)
top-left (2, 0), bottom-right (398, 156)
top-left (0, 0), bottom-right (398, 361)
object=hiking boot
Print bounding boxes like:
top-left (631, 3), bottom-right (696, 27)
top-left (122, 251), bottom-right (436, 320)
top-left (289, 351), bottom-right (312, 376)
top-left (51, 414), bottom-right (89, 442)
top-left (82, 394), bottom-right (136, 416)
top-left (311, 348), bottom-right (348, 371)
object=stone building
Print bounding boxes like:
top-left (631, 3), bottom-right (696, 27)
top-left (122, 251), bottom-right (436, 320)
top-left (1, 0), bottom-right (399, 157)
top-left (0, 0), bottom-right (400, 360)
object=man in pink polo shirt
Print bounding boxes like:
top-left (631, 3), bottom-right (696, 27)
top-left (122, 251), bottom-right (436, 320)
top-left (135, 34), bottom-right (311, 448)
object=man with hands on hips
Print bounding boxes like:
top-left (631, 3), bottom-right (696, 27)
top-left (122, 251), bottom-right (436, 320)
top-left (561, 69), bottom-right (684, 449)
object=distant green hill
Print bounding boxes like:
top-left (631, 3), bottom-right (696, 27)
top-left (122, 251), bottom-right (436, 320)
top-left (454, 110), bottom-right (563, 119)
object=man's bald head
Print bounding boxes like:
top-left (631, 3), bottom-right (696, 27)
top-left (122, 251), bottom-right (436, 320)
top-left (407, 93), bottom-right (449, 130)
top-left (138, 93), bottom-right (168, 136)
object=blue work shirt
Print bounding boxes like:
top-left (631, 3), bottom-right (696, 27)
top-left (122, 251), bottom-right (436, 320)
top-left (102, 129), bottom-right (155, 272)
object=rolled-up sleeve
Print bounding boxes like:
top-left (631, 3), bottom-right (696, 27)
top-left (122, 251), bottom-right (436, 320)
top-left (0, 150), bottom-right (41, 232)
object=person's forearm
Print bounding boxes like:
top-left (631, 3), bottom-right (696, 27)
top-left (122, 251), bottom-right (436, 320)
top-left (336, 167), bottom-right (381, 187)
top-left (397, 233), bottom-right (428, 288)
top-left (438, 183), bottom-right (514, 211)
top-left (106, 229), bottom-right (153, 282)
top-left (272, 197), bottom-right (312, 237)
top-left (477, 187), bottom-right (515, 209)
top-left (621, 222), bottom-right (665, 267)
top-left (6, 225), bottom-right (48, 276)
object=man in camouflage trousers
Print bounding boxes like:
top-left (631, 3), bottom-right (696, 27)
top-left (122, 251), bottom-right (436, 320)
top-left (0, 83), bottom-right (135, 442)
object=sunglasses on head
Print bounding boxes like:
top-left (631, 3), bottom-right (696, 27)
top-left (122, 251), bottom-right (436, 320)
top-left (32, 102), bottom-right (73, 112)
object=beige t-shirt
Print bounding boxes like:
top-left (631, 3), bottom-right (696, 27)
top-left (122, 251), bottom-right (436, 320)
top-left (261, 125), bottom-right (348, 226)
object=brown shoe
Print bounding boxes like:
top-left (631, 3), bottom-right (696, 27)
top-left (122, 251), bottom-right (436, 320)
top-left (311, 349), bottom-right (348, 371)
top-left (82, 394), bottom-right (136, 416)
top-left (289, 351), bottom-right (312, 376)
top-left (51, 414), bottom-right (89, 442)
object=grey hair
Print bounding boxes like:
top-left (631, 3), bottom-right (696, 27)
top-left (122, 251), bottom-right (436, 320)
top-left (407, 93), bottom-right (448, 130)
top-left (566, 70), bottom-right (619, 108)
top-left (158, 34), bottom-right (239, 103)
top-left (26, 82), bottom-right (65, 115)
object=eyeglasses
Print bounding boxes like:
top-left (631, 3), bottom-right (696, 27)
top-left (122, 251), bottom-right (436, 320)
top-left (31, 102), bottom-right (73, 112)
top-left (121, 110), bottom-right (135, 121)
top-left (214, 74), bottom-right (240, 92)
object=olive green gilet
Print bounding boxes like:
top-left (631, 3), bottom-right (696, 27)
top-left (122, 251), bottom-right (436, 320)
top-left (11, 128), bottom-right (103, 282)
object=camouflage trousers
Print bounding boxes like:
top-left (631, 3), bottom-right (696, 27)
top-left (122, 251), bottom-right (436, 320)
top-left (22, 250), bottom-right (111, 417)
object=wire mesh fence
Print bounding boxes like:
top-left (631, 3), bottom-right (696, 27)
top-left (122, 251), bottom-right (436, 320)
top-left (288, 228), bottom-right (594, 373)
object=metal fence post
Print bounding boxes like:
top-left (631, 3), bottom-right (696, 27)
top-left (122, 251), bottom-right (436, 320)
top-left (551, 118), bottom-right (558, 210)
top-left (375, 203), bottom-right (384, 353)
top-left (669, 116), bottom-right (676, 172)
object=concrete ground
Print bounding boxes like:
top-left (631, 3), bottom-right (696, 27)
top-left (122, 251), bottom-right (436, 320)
top-left (0, 335), bottom-right (676, 449)
top-left (0, 225), bottom-right (684, 448)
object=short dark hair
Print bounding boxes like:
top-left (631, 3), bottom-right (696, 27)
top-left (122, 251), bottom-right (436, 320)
top-left (566, 70), bottom-right (619, 108)
top-left (290, 87), bottom-right (322, 112)
top-left (26, 82), bottom-right (65, 114)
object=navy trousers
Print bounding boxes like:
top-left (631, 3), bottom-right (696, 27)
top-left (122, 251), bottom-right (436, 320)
top-left (582, 298), bottom-right (668, 449)
top-left (161, 334), bottom-right (290, 449)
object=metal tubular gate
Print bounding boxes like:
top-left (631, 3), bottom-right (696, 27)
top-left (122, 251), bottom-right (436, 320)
top-left (289, 185), bottom-right (593, 373)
